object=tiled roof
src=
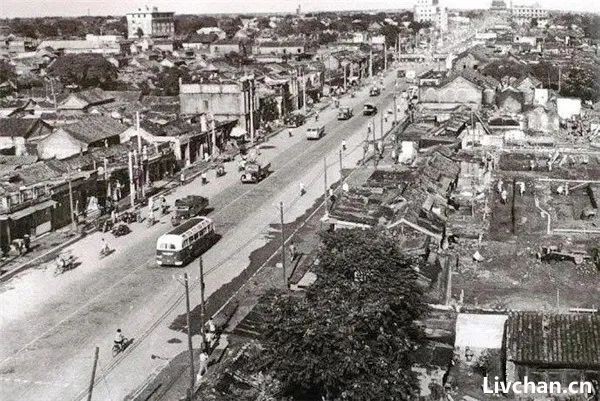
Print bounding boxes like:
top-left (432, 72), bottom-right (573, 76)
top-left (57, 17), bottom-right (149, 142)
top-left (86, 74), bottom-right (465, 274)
top-left (60, 116), bottom-right (126, 144)
top-left (0, 118), bottom-right (40, 138)
top-left (505, 312), bottom-right (600, 367)
top-left (75, 88), bottom-right (114, 105)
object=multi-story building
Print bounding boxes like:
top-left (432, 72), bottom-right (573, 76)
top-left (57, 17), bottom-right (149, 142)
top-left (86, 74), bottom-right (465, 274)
top-left (179, 77), bottom-right (259, 139)
top-left (414, 0), bottom-right (448, 32)
top-left (126, 6), bottom-right (174, 39)
top-left (490, 0), bottom-right (507, 9)
top-left (511, 3), bottom-right (548, 24)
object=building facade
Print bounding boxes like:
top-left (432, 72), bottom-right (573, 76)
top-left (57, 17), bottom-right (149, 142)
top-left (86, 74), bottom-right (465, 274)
top-left (179, 78), bottom-right (259, 139)
top-left (414, 0), bottom-right (448, 32)
top-left (126, 6), bottom-right (174, 39)
top-left (511, 3), bottom-right (548, 24)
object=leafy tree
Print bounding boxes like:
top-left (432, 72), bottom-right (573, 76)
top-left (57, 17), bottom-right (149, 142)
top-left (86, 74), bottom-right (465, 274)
top-left (258, 229), bottom-right (427, 401)
top-left (0, 61), bottom-right (17, 83)
top-left (49, 53), bottom-right (118, 88)
top-left (155, 66), bottom-right (189, 96)
top-left (381, 24), bottom-right (402, 47)
top-left (560, 64), bottom-right (600, 102)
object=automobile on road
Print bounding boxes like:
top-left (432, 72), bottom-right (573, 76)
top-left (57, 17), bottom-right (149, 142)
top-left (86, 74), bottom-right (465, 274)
top-left (283, 112), bottom-right (306, 128)
top-left (363, 103), bottom-right (378, 116)
top-left (240, 160), bottom-right (271, 183)
top-left (337, 106), bottom-right (353, 120)
top-left (369, 87), bottom-right (381, 97)
top-left (306, 125), bottom-right (325, 140)
top-left (171, 195), bottom-right (209, 226)
top-left (156, 216), bottom-right (216, 266)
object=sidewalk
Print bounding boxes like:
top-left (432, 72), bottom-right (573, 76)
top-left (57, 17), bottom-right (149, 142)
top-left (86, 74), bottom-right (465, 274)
top-left (0, 98), bottom-right (336, 283)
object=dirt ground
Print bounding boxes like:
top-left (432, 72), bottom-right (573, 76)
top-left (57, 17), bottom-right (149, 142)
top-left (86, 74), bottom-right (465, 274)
top-left (454, 168), bottom-right (600, 311)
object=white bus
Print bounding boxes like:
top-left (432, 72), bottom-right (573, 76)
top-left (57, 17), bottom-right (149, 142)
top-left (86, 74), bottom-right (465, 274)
top-left (156, 217), bottom-right (216, 266)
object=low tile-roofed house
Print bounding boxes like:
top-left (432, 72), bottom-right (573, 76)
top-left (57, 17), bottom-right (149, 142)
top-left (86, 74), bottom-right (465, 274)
top-left (0, 118), bottom-right (53, 155)
top-left (504, 312), bottom-right (600, 397)
top-left (58, 88), bottom-right (115, 112)
top-left (505, 312), bottom-right (600, 369)
top-left (37, 116), bottom-right (125, 159)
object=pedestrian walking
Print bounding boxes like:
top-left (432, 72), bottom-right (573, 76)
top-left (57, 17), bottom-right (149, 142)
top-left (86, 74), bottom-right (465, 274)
top-left (288, 241), bottom-right (297, 261)
top-left (196, 351), bottom-right (209, 381)
top-left (500, 189), bottom-right (508, 204)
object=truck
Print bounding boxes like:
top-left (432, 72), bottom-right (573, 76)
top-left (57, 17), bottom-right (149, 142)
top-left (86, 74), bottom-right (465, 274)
top-left (337, 106), bottom-right (353, 120)
top-left (241, 160), bottom-right (271, 183)
top-left (171, 195), bottom-right (209, 226)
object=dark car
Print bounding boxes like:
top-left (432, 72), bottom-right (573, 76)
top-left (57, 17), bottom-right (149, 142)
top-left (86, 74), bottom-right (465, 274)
top-left (112, 223), bottom-right (131, 237)
top-left (283, 113), bottom-right (306, 128)
top-left (363, 103), bottom-right (378, 116)
top-left (369, 87), bottom-right (381, 96)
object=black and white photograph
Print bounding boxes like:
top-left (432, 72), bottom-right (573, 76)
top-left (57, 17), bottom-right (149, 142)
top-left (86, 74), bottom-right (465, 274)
top-left (0, 0), bottom-right (599, 400)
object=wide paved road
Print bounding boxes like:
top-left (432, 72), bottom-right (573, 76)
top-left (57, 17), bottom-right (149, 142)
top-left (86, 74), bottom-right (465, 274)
top-left (0, 68), bottom-right (412, 401)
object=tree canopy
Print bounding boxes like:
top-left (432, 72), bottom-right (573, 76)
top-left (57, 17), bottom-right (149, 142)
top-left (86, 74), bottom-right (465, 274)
top-left (49, 53), bottom-right (118, 88)
top-left (258, 229), bottom-right (427, 400)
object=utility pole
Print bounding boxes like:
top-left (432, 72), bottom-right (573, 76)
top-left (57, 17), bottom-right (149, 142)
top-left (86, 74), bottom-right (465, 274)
top-left (558, 65), bottom-right (561, 93)
top-left (136, 112), bottom-right (145, 199)
top-left (67, 167), bottom-right (77, 231)
top-left (248, 78), bottom-right (255, 144)
top-left (279, 202), bottom-right (287, 288)
top-left (128, 151), bottom-right (135, 208)
top-left (339, 149), bottom-right (343, 178)
top-left (369, 49), bottom-right (373, 78)
top-left (199, 258), bottom-right (208, 352)
top-left (343, 63), bottom-right (348, 93)
top-left (302, 70), bottom-right (307, 113)
top-left (384, 44), bottom-right (387, 71)
top-left (86, 347), bottom-right (99, 401)
top-left (50, 78), bottom-right (57, 112)
top-left (380, 108), bottom-right (384, 138)
top-left (393, 95), bottom-right (398, 125)
top-left (323, 157), bottom-right (328, 196)
top-left (183, 273), bottom-right (195, 398)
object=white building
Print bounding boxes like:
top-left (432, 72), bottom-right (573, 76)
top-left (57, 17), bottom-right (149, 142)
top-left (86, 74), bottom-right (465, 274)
top-left (414, 0), bottom-right (448, 32)
top-left (511, 3), bottom-right (548, 25)
top-left (126, 6), bottom-right (174, 39)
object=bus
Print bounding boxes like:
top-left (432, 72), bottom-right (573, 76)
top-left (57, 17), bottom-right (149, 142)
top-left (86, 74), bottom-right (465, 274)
top-left (156, 217), bottom-right (216, 266)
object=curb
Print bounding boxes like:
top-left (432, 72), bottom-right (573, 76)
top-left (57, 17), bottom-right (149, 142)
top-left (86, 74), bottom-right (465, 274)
top-left (0, 231), bottom-right (87, 282)
top-left (0, 100), bottom-right (333, 283)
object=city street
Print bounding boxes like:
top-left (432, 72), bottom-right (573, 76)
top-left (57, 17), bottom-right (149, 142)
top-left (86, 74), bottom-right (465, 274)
top-left (0, 68), bottom-right (411, 401)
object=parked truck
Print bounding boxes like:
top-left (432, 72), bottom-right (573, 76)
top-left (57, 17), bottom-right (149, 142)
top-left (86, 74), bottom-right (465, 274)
top-left (171, 195), bottom-right (209, 226)
top-left (241, 160), bottom-right (271, 183)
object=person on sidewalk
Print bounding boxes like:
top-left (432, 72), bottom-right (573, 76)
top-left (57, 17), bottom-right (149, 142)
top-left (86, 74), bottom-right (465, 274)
top-left (288, 129), bottom-right (293, 137)
top-left (342, 140), bottom-right (347, 151)
top-left (201, 172), bottom-right (208, 185)
top-left (114, 328), bottom-right (125, 350)
top-left (196, 351), bottom-right (209, 382)
top-left (288, 241), bottom-right (297, 261)
top-left (299, 182), bottom-right (306, 196)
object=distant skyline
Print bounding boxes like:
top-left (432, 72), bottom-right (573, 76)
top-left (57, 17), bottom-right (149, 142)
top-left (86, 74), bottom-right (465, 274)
top-left (0, 0), bottom-right (598, 18)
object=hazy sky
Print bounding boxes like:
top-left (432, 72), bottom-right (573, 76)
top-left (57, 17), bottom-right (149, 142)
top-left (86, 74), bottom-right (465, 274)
top-left (0, 0), bottom-right (598, 18)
